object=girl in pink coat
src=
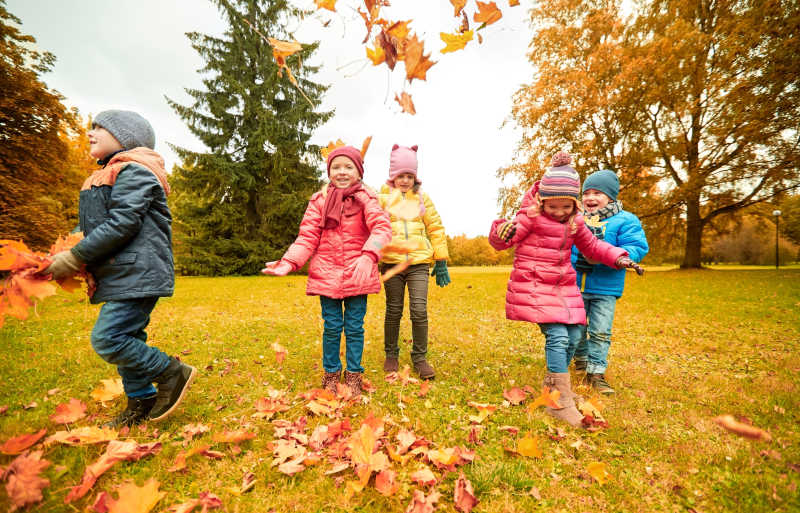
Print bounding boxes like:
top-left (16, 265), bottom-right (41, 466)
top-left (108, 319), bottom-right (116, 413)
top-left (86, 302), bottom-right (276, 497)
top-left (262, 146), bottom-right (392, 396)
top-left (489, 152), bottom-right (642, 428)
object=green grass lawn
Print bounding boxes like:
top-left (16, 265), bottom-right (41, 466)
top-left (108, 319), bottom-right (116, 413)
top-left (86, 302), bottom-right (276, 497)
top-left (1, 268), bottom-right (799, 512)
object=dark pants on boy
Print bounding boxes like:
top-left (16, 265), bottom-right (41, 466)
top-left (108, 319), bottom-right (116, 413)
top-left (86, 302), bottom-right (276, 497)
top-left (382, 263), bottom-right (429, 363)
top-left (91, 297), bottom-right (171, 398)
top-left (320, 295), bottom-right (367, 373)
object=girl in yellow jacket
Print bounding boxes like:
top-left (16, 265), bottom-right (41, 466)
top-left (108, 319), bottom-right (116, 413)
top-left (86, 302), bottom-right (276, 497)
top-left (378, 144), bottom-right (449, 379)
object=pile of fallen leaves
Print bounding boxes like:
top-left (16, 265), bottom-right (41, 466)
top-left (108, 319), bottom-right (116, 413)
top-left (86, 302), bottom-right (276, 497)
top-left (0, 234), bottom-right (95, 328)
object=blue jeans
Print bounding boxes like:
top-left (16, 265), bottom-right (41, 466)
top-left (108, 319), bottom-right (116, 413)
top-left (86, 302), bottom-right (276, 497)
top-left (320, 295), bottom-right (368, 373)
top-left (573, 293), bottom-right (617, 374)
top-left (538, 323), bottom-right (584, 373)
top-left (91, 298), bottom-right (171, 397)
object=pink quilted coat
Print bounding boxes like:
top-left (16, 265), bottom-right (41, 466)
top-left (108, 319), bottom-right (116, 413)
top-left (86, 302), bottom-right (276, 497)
top-left (489, 182), bottom-right (628, 325)
top-left (283, 184), bottom-right (392, 299)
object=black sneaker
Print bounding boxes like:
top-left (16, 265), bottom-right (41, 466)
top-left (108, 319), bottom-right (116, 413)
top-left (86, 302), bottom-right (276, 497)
top-left (102, 395), bottom-right (156, 428)
top-left (586, 373), bottom-right (615, 395)
top-left (574, 359), bottom-right (588, 371)
top-left (149, 357), bottom-right (197, 422)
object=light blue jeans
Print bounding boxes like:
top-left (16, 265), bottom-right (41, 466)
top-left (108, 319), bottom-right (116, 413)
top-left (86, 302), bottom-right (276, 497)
top-left (91, 298), bottom-right (171, 397)
top-left (320, 295), bottom-right (368, 373)
top-left (538, 323), bottom-right (584, 373)
top-left (573, 293), bottom-right (617, 374)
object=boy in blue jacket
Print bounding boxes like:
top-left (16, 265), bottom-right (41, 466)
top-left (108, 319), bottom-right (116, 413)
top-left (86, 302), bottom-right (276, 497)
top-left (571, 170), bottom-right (648, 394)
top-left (44, 110), bottom-right (196, 427)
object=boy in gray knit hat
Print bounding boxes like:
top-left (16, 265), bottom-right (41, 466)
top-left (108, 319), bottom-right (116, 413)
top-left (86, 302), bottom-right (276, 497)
top-left (44, 109), bottom-right (196, 427)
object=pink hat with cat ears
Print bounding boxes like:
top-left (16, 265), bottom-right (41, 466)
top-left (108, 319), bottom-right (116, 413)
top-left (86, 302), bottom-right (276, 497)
top-left (387, 144), bottom-right (421, 186)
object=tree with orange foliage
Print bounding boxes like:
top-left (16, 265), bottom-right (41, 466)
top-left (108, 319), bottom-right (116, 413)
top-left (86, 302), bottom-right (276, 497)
top-left (501, 0), bottom-right (800, 268)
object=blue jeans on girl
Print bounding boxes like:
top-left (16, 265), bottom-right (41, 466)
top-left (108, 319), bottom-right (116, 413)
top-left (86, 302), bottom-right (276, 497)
top-left (91, 297), bottom-right (171, 397)
top-left (572, 293), bottom-right (617, 374)
top-left (538, 323), bottom-right (584, 373)
top-left (320, 295), bottom-right (368, 373)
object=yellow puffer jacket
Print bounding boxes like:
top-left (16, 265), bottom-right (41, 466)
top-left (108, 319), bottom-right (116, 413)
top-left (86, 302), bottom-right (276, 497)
top-left (378, 184), bottom-right (449, 264)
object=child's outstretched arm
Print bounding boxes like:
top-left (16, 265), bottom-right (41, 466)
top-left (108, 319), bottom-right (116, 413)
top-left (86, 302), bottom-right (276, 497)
top-left (263, 196), bottom-right (323, 275)
top-left (616, 216), bottom-right (649, 263)
top-left (488, 186), bottom-right (538, 250)
top-left (573, 221), bottom-right (641, 273)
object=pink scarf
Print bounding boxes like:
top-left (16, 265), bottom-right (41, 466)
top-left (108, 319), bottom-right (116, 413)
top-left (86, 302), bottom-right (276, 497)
top-left (319, 183), bottom-right (363, 230)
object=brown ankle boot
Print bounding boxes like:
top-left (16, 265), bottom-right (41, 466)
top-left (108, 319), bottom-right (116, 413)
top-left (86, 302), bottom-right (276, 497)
top-left (413, 360), bottom-right (435, 380)
top-left (344, 371), bottom-right (363, 398)
top-left (543, 372), bottom-right (584, 428)
top-left (321, 371), bottom-right (340, 393)
top-left (383, 357), bottom-right (399, 373)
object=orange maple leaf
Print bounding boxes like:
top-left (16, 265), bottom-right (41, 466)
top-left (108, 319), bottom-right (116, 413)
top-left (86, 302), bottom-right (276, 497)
top-left (474, 1), bottom-right (503, 25)
top-left (450, 0), bottom-right (467, 17)
top-left (0, 429), bottom-right (47, 455)
top-left (2, 450), bottom-right (51, 511)
top-left (528, 386), bottom-right (562, 410)
top-left (49, 398), bottom-right (87, 424)
top-left (212, 429), bottom-right (256, 444)
top-left (320, 139), bottom-right (346, 160)
top-left (404, 34), bottom-right (436, 82)
top-left (366, 42), bottom-right (386, 65)
top-left (503, 386), bottom-right (527, 405)
top-left (386, 20), bottom-right (412, 41)
top-left (394, 92), bottom-right (417, 115)
top-left (509, 0), bottom-right (520, 5)
top-left (360, 135), bottom-right (372, 159)
top-left (314, 0), bottom-right (337, 11)
top-left (45, 426), bottom-right (118, 446)
top-left (374, 469), bottom-right (399, 496)
top-left (440, 30), bottom-right (474, 53)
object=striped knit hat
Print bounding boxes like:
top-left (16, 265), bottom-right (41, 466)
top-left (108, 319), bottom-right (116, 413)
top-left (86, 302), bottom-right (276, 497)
top-left (538, 151), bottom-right (580, 206)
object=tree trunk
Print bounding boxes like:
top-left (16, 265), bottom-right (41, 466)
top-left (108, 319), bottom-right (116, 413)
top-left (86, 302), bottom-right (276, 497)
top-left (681, 196), bottom-right (704, 268)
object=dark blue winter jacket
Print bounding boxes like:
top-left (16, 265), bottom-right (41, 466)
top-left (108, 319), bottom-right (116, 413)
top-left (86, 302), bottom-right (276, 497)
top-left (70, 149), bottom-right (174, 304)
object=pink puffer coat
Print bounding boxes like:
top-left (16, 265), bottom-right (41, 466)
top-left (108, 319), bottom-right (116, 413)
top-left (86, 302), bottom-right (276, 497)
top-left (283, 184), bottom-right (392, 299)
top-left (489, 182), bottom-right (628, 325)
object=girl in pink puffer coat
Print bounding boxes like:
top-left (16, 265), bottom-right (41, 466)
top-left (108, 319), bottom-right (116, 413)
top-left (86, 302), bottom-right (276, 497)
top-left (489, 152), bottom-right (642, 428)
top-left (262, 146), bottom-right (392, 397)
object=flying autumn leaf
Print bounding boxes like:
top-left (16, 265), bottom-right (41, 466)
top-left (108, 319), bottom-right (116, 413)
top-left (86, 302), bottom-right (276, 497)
top-left (91, 378), bottom-right (124, 404)
top-left (454, 473), bottom-right (478, 513)
top-left (503, 387), bottom-right (527, 405)
top-left (586, 462), bottom-right (612, 485)
top-left (65, 440), bottom-right (161, 502)
top-left (374, 469), bottom-right (399, 496)
top-left (509, 0), bottom-right (520, 5)
top-left (440, 30), bottom-right (473, 53)
top-left (49, 398), bottom-right (87, 424)
top-left (450, 0), bottom-right (467, 17)
top-left (0, 429), bottom-right (47, 455)
top-left (314, 0), bottom-right (336, 12)
top-left (105, 479), bottom-right (166, 513)
top-left (403, 34), bottom-right (436, 82)
top-left (360, 136), bottom-right (372, 159)
top-left (713, 415), bottom-right (772, 441)
top-left (272, 342), bottom-right (287, 365)
top-left (45, 426), bottom-right (117, 446)
top-left (366, 42), bottom-right (386, 65)
top-left (528, 387), bottom-right (561, 410)
top-left (320, 139), bottom-right (346, 160)
top-left (2, 450), bottom-right (50, 511)
top-left (474, 1), bottom-right (503, 25)
top-left (376, 30), bottom-right (400, 70)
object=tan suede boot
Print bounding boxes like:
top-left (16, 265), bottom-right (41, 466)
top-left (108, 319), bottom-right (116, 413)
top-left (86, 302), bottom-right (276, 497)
top-left (321, 371), bottom-right (340, 394)
top-left (543, 372), bottom-right (584, 428)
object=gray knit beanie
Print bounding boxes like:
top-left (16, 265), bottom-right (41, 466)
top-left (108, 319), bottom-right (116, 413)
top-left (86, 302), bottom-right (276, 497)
top-left (93, 110), bottom-right (155, 150)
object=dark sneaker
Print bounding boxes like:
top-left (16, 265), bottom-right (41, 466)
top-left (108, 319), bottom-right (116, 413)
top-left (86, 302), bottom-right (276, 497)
top-left (413, 360), bottom-right (435, 380)
top-left (383, 357), bottom-right (399, 373)
top-left (150, 357), bottom-right (197, 422)
top-left (586, 373), bottom-right (615, 395)
top-left (102, 395), bottom-right (156, 429)
top-left (344, 371), bottom-right (363, 398)
top-left (322, 371), bottom-right (340, 393)
top-left (573, 359), bottom-right (587, 372)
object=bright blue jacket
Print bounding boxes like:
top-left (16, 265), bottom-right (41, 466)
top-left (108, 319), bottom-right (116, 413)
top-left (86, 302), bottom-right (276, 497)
top-left (570, 210), bottom-right (648, 298)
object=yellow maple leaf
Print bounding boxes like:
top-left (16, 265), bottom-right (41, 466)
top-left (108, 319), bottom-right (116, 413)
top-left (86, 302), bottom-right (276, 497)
top-left (440, 30), bottom-right (474, 53)
top-left (587, 462), bottom-right (612, 485)
top-left (517, 434), bottom-right (542, 458)
top-left (314, 0), bottom-right (336, 11)
top-left (366, 43), bottom-right (385, 65)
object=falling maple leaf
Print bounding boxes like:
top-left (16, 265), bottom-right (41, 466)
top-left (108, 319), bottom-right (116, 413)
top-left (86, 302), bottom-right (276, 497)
top-left (440, 30), bottom-right (474, 53)
top-left (375, 469), bottom-right (400, 496)
top-left (404, 34), bottom-right (436, 82)
top-left (65, 440), bottom-right (161, 502)
top-left (272, 342), bottom-right (287, 365)
top-left (450, 0), bottom-right (467, 17)
top-left (713, 414), bottom-right (772, 441)
top-left (454, 473), bottom-right (478, 513)
top-left (386, 20), bottom-right (412, 41)
top-left (474, 1), bottom-right (503, 25)
top-left (313, 0), bottom-right (336, 12)
top-left (366, 42), bottom-right (386, 65)
top-left (320, 139), bottom-right (346, 160)
top-left (376, 29), bottom-right (400, 70)
top-left (528, 387), bottom-right (561, 410)
top-left (503, 387), bottom-right (527, 405)
top-left (49, 398), bottom-right (87, 424)
top-left (360, 135), bottom-right (373, 159)
top-left (45, 426), bottom-right (117, 446)
top-left (509, 0), bottom-right (520, 5)
top-left (91, 378), bottom-right (124, 404)
top-left (105, 479), bottom-right (165, 513)
top-left (406, 489), bottom-right (441, 513)
top-left (586, 461), bottom-right (612, 485)
top-left (0, 429), bottom-right (47, 455)
top-left (394, 91), bottom-right (417, 115)
top-left (1, 450), bottom-right (50, 511)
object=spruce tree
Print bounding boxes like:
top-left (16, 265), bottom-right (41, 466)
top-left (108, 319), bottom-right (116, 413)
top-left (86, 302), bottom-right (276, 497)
top-left (168, 0), bottom-right (331, 275)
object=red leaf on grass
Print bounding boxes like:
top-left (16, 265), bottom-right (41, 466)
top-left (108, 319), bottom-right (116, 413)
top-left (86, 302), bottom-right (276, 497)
top-left (503, 387), bottom-right (527, 405)
top-left (454, 473), bottom-right (478, 512)
top-left (0, 429), bottom-right (47, 455)
top-left (49, 398), bottom-right (87, 424)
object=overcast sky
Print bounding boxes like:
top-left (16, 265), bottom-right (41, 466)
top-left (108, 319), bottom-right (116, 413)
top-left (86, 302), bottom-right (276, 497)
top-left (8, 0), bottom-right (534, 237)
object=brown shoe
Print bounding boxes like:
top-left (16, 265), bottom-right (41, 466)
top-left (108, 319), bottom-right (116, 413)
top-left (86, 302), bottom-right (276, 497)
top-left (383, 357), bottom-right (399, 373)
top-left (413, 360), bottom-right (435, 380)
top-left (344, 371), bottom-right (363, 398)
top-left (543, 372), bottom-right (584, 428)
top-left (321, 371), bottom-right (340, 393)
top-left (586, 373), bottom-right (615, 395)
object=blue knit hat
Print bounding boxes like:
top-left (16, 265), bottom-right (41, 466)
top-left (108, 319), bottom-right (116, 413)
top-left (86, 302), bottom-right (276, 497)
top-left (93, 110), bottom-right (155, 150)
top-left (582, 169), bottom-right (619, 201)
